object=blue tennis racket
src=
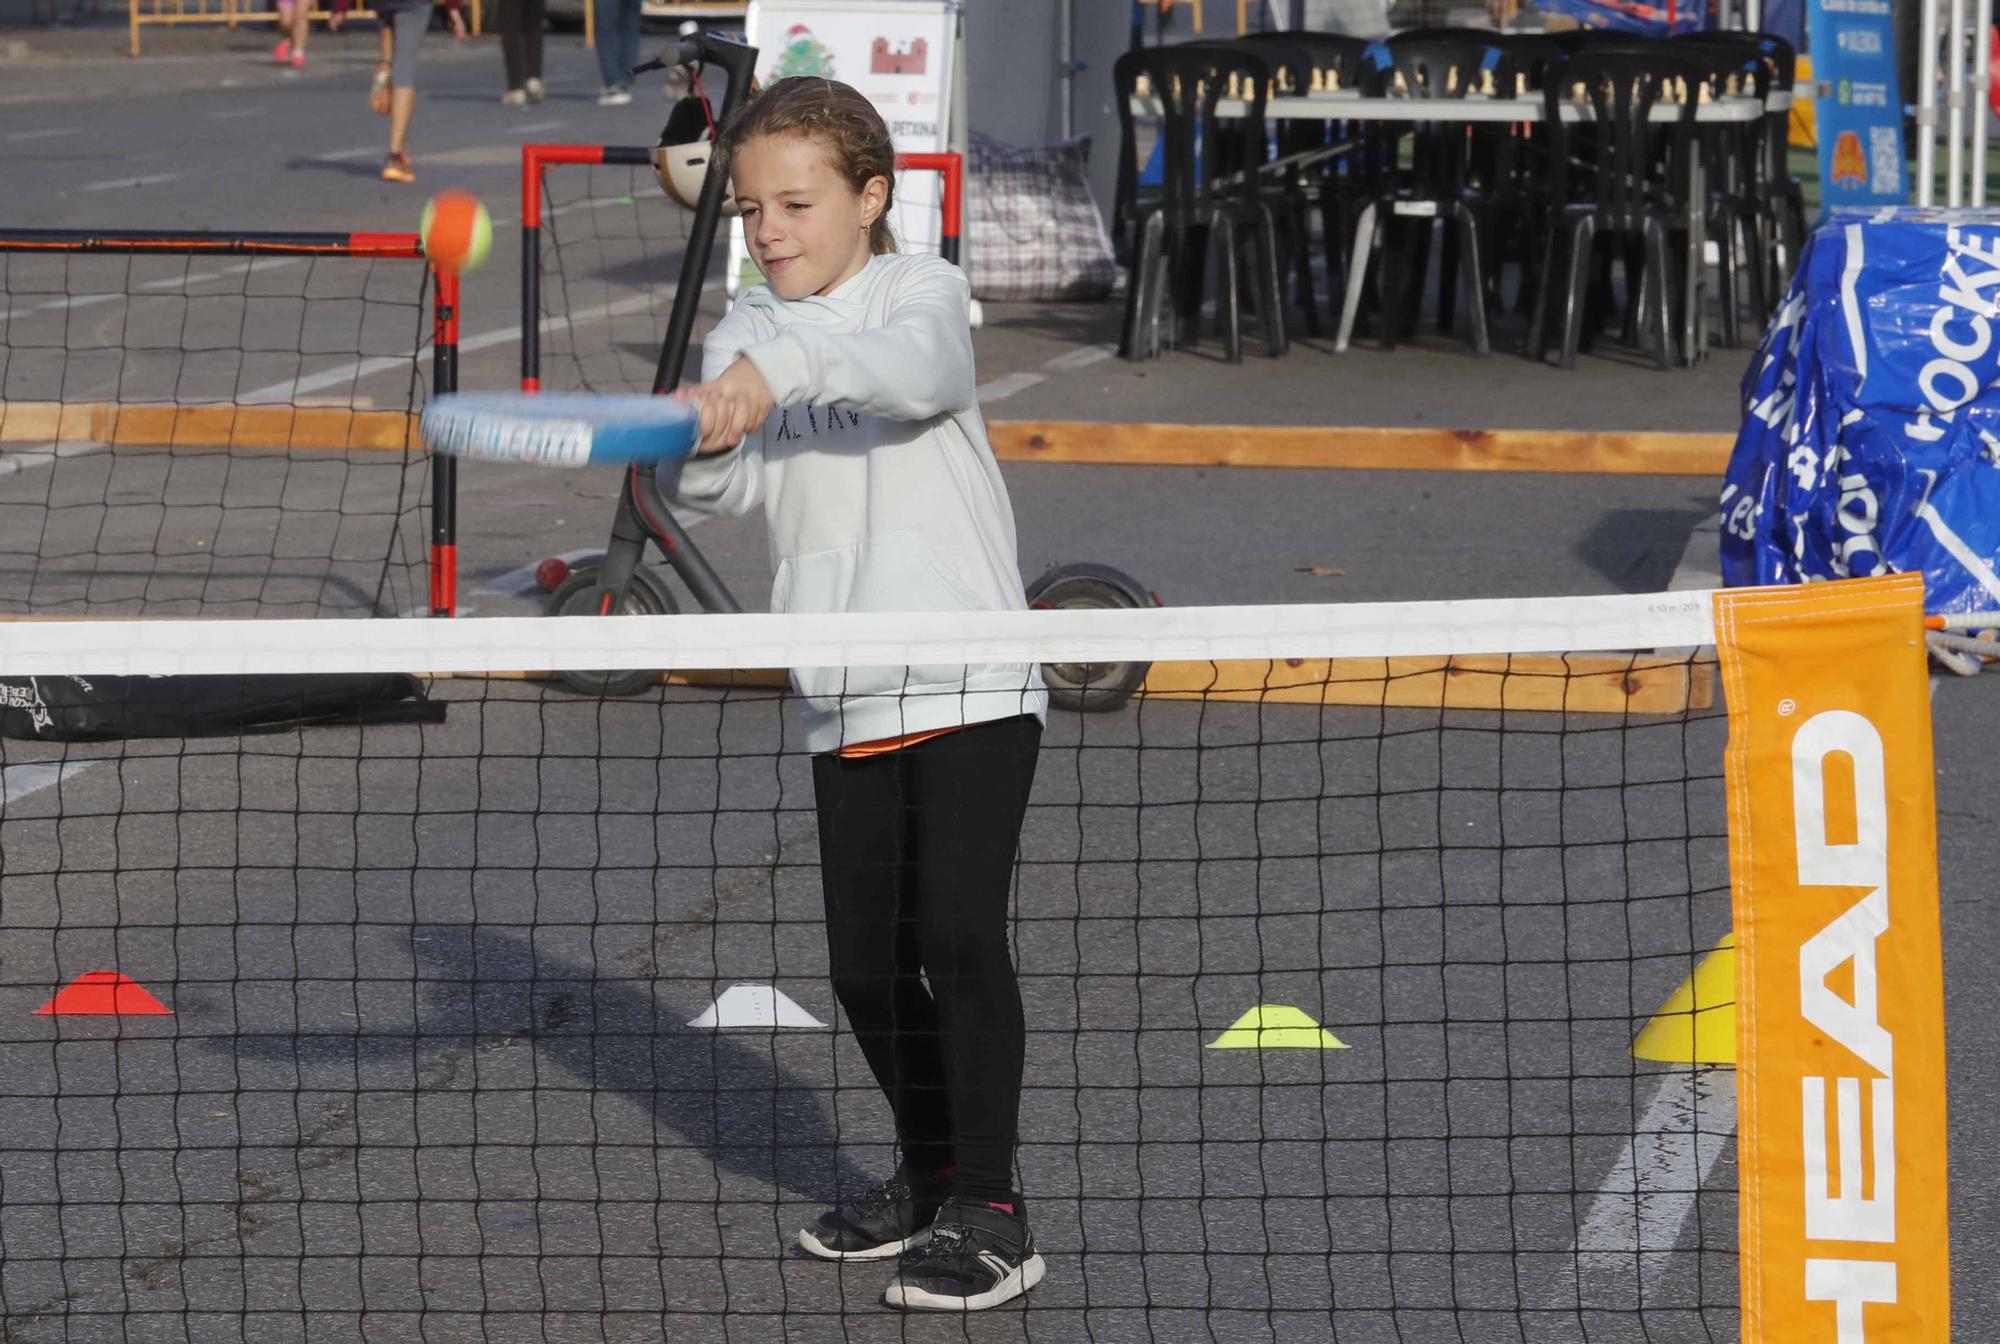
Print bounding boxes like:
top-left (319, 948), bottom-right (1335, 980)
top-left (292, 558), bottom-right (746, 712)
top-left (421, 392), bottom-right (701, 468)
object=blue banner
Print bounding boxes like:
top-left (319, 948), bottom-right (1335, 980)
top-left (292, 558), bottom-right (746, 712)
top-left (1805, 0), bottom-right (1907, 212)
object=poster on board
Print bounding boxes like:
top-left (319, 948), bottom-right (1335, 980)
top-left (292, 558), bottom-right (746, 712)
top-left (728, 0), bottom-right (960, 297)
top-left (1805, 0), bottom-right (1905, 213)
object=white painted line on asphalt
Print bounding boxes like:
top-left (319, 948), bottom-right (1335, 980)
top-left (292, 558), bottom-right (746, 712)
top-left (5, 127), bottom-right (82, 143)
top-left (511, 120), bottom-right (568, 135)
top-left (0, 258), bottom-right (305, 324)
top-left (978, 343), bottom-right (1119, 405)
top-left (1044, 343), bottom-right (1116, 373)
top-left (316, 146), bottom-right (383, 162)
top-left (1570, 1066), bottom-right (1736, 1310)
top-left (976, 371), bottom-right (1043, 403)
top-left (242, 290), bottom-right (664, 403)
top-left (241, 356), bottom-right (415, 405)
top-left (207, 107), bottom-right (266, 121)
top-left (0, 444), bottom-right (110, 479)
top-left (0, 762), bottom-right (94, 809)
top-left (79, 173), bottom-right (185, 193)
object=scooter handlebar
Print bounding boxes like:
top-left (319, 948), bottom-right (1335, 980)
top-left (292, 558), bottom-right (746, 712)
top-left (630, 25), bottom-right (756, 81)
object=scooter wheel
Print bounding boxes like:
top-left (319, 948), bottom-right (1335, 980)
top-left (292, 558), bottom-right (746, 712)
top-left (1025, 562), bottom-right (1158, 713)
top-left (545, 562), bottom-right (680, 697)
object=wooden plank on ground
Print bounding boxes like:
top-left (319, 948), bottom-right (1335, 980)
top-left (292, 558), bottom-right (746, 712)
top-left (989, 421), bottom-right (1734, 476)
top-left (7, 405), bottom-right (1730, 474)
top-left (1136, 653), bottom-right (1717, 714)
top-left (631, 655), bottom-right (1715, 714)
top-left (1, 403), bottom-right (419, 452)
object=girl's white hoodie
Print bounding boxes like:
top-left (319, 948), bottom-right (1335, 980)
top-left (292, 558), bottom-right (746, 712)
top-left (673, 251), bottom-right (1048, 753)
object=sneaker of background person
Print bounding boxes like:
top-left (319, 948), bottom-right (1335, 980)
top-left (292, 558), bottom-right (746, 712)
top-left (290, 50), bottom-right (305, 68)
top-left (525, 76), bottom-right (546, 103)
top-left (882, 1198), bottom-right (1046, 1312)
top-left (502, 88), bottom-right (527, 107)
top-left (381, 152), bottom-right (415, 184)
top-left (273, 38), bottom-right (292, 63)
top-left (797, 1166), bottom-right (949, 1262)
top-left (597, 85), bottom-right (632, 106)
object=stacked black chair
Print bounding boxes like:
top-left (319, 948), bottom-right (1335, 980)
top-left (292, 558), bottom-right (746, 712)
top-left (1680, 30), bottom-right (1807, 302)
top-left (1245, 31), bottom-right (1387, 328)
top-left (1191, 34), bottom-right (1327, 337)
top-left (1527, 51), bottom-right (1702, 369)
top-left (1670, 34), bottom-right (1773, 350)
top-left (1335, 32), bottom-right (1496, 355)
top-left (1485, 32), bottom-right (1566, 316)
top-left (1112, 44), bottom-right (1288, 362)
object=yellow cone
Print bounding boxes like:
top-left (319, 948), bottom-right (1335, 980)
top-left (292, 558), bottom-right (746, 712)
top-left (1206, 1004), bottom-right (1348, 1050)
top-left (1631, 933), bottom-right (1736, 1065)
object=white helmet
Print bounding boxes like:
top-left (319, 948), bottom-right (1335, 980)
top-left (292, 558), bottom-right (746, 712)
top-left (652, 94), bottom-right (737, 214)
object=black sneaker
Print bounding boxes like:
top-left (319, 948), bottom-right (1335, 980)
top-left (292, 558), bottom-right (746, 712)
top-left (797, 1167), bottom-right (947, 1262)
top-left (882, 1197), bottom-right (1046, 1311)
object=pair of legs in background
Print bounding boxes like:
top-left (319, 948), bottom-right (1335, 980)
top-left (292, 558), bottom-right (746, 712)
top-left (805, 714), bottom-right (1045, 1311)
top-left (370, 1), bottom-right (465, 183)
top-left (591, 0), bottom-right (640, 103)
top-left (496, 0), bottom-right (544, 105)
top-left (272, 0), bottom-right (311, 67)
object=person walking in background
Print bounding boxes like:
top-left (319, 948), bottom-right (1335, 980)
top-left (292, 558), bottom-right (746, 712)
top-left (592, 0), bottom-right (641, 105)
top-left (365, 0), bottom-right (468, 183)
top-left (273, 0), bottom-right (311, 67)
top-left (497, 0), bottom-right (546, 107)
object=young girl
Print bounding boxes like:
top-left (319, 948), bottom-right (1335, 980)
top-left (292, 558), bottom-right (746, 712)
top-left (672, 77), bottom-right (1048, 1314)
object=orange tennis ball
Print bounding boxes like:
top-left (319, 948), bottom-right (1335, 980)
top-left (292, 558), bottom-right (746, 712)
top-left (420, 190), bottom-right (493, 275)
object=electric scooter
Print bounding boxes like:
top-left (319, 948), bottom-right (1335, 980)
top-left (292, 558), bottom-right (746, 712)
top-left (546, 25), bottom-right (1157, 712)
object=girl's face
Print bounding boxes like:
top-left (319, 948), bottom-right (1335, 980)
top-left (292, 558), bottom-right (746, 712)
top-left (731, 132), bottom-right (887, 301)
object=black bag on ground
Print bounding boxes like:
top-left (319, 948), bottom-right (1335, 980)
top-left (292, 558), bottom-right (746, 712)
top-left (0, 673), bottom-right (445, 742)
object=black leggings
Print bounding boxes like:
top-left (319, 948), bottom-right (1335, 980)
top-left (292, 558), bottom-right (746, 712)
top-left (811, 714), bottom-right (1041, 1203)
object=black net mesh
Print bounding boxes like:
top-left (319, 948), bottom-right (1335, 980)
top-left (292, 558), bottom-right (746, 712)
top-left (0, 247), bottom-right (436, 619)
top-left (537, 163), bottom-right (688, 396)
top-left (0, 634), bottom-right (1738, 1342)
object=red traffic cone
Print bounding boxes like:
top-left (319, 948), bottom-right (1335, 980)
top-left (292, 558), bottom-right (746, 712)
top-left (34, 971), bottom-right (172, 1016)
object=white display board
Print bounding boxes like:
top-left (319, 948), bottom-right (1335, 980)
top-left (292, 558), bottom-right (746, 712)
top-left (728, 0), bottom-right (961, 298)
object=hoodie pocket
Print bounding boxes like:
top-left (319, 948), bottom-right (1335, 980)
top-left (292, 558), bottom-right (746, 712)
top-left (773, 529), bottom-right (990, 710)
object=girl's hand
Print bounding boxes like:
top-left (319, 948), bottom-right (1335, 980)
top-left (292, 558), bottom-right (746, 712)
top-left (448, 8), bottom-right (467, 39)
top-left (675, 357), bottom-right (776, 454)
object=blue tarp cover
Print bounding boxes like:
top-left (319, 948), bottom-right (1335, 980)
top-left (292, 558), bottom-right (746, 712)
top-left (1722, 207), bottom-right (2000, 614)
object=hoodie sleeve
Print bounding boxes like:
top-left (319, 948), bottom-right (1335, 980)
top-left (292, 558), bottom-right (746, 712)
top-left (667, 305), bottom-right (767, 519)
top-left (736, 256), bottom-right (975, 421)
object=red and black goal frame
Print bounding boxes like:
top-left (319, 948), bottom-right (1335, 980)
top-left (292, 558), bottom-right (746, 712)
top-left (516, 146), bottom-right (964, 393)
top-left (0, 229), bottom-right (461, 617)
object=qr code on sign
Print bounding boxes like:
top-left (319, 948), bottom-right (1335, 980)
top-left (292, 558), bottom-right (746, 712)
top-left (1870, 126), bottom-right (1904, 194)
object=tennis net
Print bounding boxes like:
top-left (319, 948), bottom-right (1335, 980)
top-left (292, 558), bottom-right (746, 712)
top-left (0, 232), bottom-right (454, 620)
top-left (0, 586), bottom-right (1946, 1342)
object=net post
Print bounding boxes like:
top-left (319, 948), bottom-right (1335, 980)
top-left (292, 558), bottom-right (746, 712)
top-left (522, 146), bottom-right (544, 393)
top-left (895, 152), bottom-right (964, 267)
top-left (430, 265), bottom-right (460, 618)
top-left (520, 143), bottom-right (631, 393)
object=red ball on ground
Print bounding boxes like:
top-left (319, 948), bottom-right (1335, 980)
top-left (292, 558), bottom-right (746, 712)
top-left (536, 557), bottom-right (570, 592)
